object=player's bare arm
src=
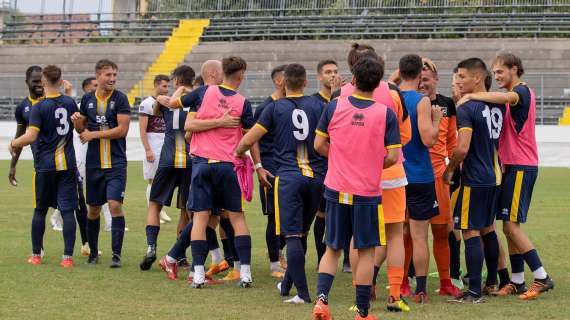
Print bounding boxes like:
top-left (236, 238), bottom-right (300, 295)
top-left (79, 113), bottom-right (130, 143)
top-left (8, 124), bottom-right (26, 186)
top-left (71, 112), bottom-right (87, 133)
top-left (314, 133), bottom-right (329, 157)
top-left (186, 109), bottom-right (240, 133)
top-left (418, 96), bottom-right (442, 147)
top-left (383, 147), bottom-right (400, 169)
top-left (460, 91), bottom-right (519, 106)
top-left (250, 142), bottom-right (274, 188)
top-left (235, 124), bottom-right (266, 157)
top-left (443, 128), bottom-right (472, 184)
top-left (138, 114), bottom-right (154, 163)
top-left (9, 126), bottom-right (40, 152)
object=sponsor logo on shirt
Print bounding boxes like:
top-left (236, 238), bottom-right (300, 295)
top-left (351, 113), bottom-right (365, 126)
top-left (24, 106), bottom-right (30, 113)
top-left (218, 97), bottom-right (230, 110)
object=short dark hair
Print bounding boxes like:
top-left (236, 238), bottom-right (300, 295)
top-left (171, 65), bottom-right (195, 86)
top-left (271, 64), bottom-right (287, 81)
top-left (317, 59), bottom-right (337, 74)
top-left (154, 74), bottom-right (170, 86)
top-left (485, 69), bottom-right (493, 91)
top-left (95, 59), bottom-right (118, 72)
top-left (353, 58), bottom-right (383, 93)
top-left (193, 75), bottom-right (204, 87)
top-left (284, 63), bottom-right (306, 91)
top-left (222, 56), bottom-right (247, 77)
top-left (25, 65), bottom-right (42, 82)
top-left (348, 43), bottom-right (379, 69)
top-left (457, 57), bottom-right (488, 76)
top-left (42, 65), bottom-right (62, 85)
top-left (493, 52), bottom-right (524, 77)
top-left (399, 54), bottom-right (423, 80)
top-left (82, 77), bottom-right (96, 90)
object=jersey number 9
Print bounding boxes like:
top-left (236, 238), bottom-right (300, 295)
top-left (292, 109), bottom-right (309, 141)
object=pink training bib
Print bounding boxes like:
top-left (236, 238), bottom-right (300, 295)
top-left (190, 85), bottom-right (246, 163)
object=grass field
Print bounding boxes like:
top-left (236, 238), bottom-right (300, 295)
top-left (1, 160), bottom-right (568, 320)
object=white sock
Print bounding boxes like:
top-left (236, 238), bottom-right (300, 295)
top-left (234, 261), bottom-right (241, 271)
top-left (210, 248), bottom-right (222, 264)
top-left (532, 267), bottom-right (547, 280)
top-left (194, 265), bottom-right (205, 283)
top-left (511, 272), bottom-right (525, 284)
top-left (166, 255), bottom-right (177, 264)
top-left (241, 264), bottom-right (251, 280)
top-left (270, 261), bottom-right (281, 272)
top-left (103, 204), bottom-right (112, 225)
top-left (146, 184), bottom-right (151, 207)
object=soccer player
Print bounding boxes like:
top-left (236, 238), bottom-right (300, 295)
top-left (418, 58), bottom-right (462, 296)
top-left (312, 57), bottom-right (401, 320)
top-left (162, 57), bottom-right (255, 288)
top-left (458, 53), bottom-right (554, 299)
top-left (444, 58), bottom-right (505, 304)
top-left (138, 74), bottom-right (171, 224)
top-left (71, 59), bottom-right (131, 268)
top-left (399, 54), bottom-right (443, 303)
top-left (237, 63), bottom-right (327, 304)
top-left (139, 67), bottom-right (195, 271)
top-left (252, 64), bottom-right (287, 278)
top-left (9, 65), bottom-right (78, 267)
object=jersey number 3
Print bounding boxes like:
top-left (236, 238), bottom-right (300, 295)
top-left (292, 109), bottom-right (309, 141)
top-left (55, 108), bottom-right (70, 136)
top-left (482, 106), bottom-right (502, 139)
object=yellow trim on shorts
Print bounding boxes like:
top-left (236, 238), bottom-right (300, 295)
top-left (274, 176), bottom-right (280, 235)
top-left (450, 188), bottom-right (460, 215)
top-left (378, 204), bottom-right (386, 246)
top-left (315, 129), bottom-right (329, 138)
top-left (339, 192), bottom-right (353, 205)
top-left (510, 171), bottom-right (524, 222)
top-left (460, 186), bottom-right (471, 230)
top-left (254, 123), bottom-right (268, 133)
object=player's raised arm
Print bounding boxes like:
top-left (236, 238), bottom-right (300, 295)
top-left (235, 124), bottom-right (267, 157)
top-left (461, 91), bottom-right (518, 106)
top-left (417, 96), bottom-right (442, 148)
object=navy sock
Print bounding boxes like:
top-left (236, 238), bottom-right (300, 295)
top-left (373, 266), bottom-right (380, 286)
top-left (86, 217), bottom-right (100, 258)
top-left (408, 260), bottom-right (416, 278)
top-left (191, 239), bottom-right (208, 266)
top-left (281, 269), bottom-right (293, 296)
top-left (522, 249), bottom-right (543, 272)
top-left (449, 231), bottom-right (461, 279)
top-left (415, 276), bottom-right (427, 294)
top-left (221, 238), bottom-right (234, 264)
top-left (76, 180), bottom-right (88, 244)
top-left (498, 268), bottom-right (510, 287)
top-left (219, 218), bottom-right (236, 263)
top-left (206, 226), bottom-right (219, 250)
top-left (234, 235), bottom-right (252, 265)
top-left (465, 236), bottom-right (484, 296)
top-left (31, 208), bottom-right (47, 255)
top-left (145, 225), bottom-right (160, 248)
top-left (355, 285), bottom-right (371, 317)
top-left (61, 210), bottom-right (76, 256)
top-left (168, 222), bottom-right (192, 260)
top-left (482, 231), bottom-right (499, 286)
top-left (316, 273), bottom-right (335, 298)
top-left (313, 216), bottom-right (326, 264)
top-left (267, 213), bottom-right (280, 262)
top-left (111, 216), bottom-right (125, 257)
top-left (285, 237), bottom-right (310, 302)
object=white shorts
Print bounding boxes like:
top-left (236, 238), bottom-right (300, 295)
top-left (143, 132), bottom-right (165, 180)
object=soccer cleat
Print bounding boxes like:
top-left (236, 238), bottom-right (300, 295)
top-left (60, 257), bottom-right (74, 268)
top-left (86, 255), bottom-right (99, 265)
top-left (27, 255), bottom-right (42, 265)
top-left (439, 284), bottom-right (462, 297)
top-left (312, 298), bottom-right (331, 320)
top-left (348, 305), bottom-right (358, 312)
top-left (492, 282), bottom-right (527, 296)
top-left (81, 243), bottom-right (90, 256)
top-left (354, 314), bottom-right (378, 320)
top-left (387, 296), bottom-right (410, 312)
top-left (448, 291), bottom-right (486, 304)
top-left (177, 258), bottom-right (191, 270)
top-left (238, 277), bottom-right (253, 288)
top-left (451, 277), bottom-right (465, 290)
top-left (206, 259), bottom-right (230, 278)
top-left (271, 270), bottom-right (285, 278)
top-left (190, 280), bottom-right (205, 289)
top-left (519, 277), bottom-right (554, 300)
top-left (159, 256), bottom-right (178, 280)
top-left (110, 254), bottom-right (122, 268)
top-left (482, 284), bottom-right (499, 296)
top-left (139, 251), bottom-right (157, 271)
top-left (222, 269), bottom-right (240, 281)
top-left (284, 295), bottom-right (307, 304)
top-left (159, 210), bottom-right (171, 222)
top-left (400, 279), bottom-right (412, 297)
top-left (343, 262), bottom-right (352, 273)
top-left (413, 292), bottom-right (428, 304)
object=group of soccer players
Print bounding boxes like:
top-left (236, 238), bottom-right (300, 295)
top-left (8, 42), bottom-right (554, 320)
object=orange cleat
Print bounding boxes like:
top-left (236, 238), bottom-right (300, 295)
top-left (271, 270), bottom-right (285, 278)
top-left (312, 299), bottom-right (332, 320)
top-left (159, 256), bottom-right (178, 280)
top-left (206, 260), bottom-right (230, 278)
top-left (60, 257), bottom-right (74, 268)
top-left (355, 315), bottom-right (377, 320)
top-left (493, 282), bottom-right (527, 296)
top-left (27, 255), bottom-right (42, 265)
top-left (221, 269), bottom-right (241, 281)
top-left (519, 277), bottom-right (554, 300)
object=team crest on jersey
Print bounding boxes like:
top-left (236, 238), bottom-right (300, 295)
top-left (24, 106), bottom-right (30, 112)
top-left (109, 101), bottom-right (115, 110)
top-left (351, 113), bottom-right (365, 126)
top-left (434, 104), bottom-right (448, 117)
top-left (88, 102), bottom-right (94, 109)
top-left (218, 97), bottom-right (229, 110)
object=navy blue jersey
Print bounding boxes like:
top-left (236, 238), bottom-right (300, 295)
top-left (254, 96), bottom-right (277, 171)
top-left (312, 91), bottom-right (331, 105)
top-left (457, 100), bottom-right (505, 187)
top-left (158, 105), bottom-right (190, 168)
top-left (510, 83), bottom-right (532, 133)
top-left (15, 96), bottom-right (42, 127)
top-left (28, 94), bottom-right (77, 172)
top-left (79, 90), bottom-right (131, 169)
top-left (256, 95), bottom-right (327, 178)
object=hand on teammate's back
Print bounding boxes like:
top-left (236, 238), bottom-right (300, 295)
top-left (218, 109), bottom-right (241, 128)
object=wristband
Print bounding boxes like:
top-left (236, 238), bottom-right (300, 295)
top-left (254, 163), bottom-right (263, 170)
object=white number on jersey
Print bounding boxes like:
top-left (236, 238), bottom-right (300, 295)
top-left (55, 108), bottom-right (70, 136)
top-left (292, 109), bottom-right (309, 141)
top-left (482, 105), bottom-right (503, 139)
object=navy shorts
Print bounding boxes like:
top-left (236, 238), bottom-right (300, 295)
top-left (33, 170), bottom-right (78, 211)
top-left (187, 157), bottom-right (242, 213)
top-left (259, 183), bottom-right (275, 215)
top-left (150, 166), bottom-right (192, 209)
top-left (453, 184), bottom-right (499, 230)
top-left (274, 174), bottom-right (323, 236)
top-left (496, 165), bottom-right (538, 224)
top-left (406, 182), bottom-right (439, 221)
top-left (85, 167), bottom-right (127, 206)
top-left (324, 188), bottom-right (386, 250)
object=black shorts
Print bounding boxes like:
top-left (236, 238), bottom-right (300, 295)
top-left (453, 184), bottom-right (499, 230)
top-left (33, 170), bottom-right (78, 211)
top-left (259, 183), bottom-right (275, 215)
top-left (405, 182), bottom-right (439, 221)
top-left (149, 166), bottom-right (192, 209)
top-left (496, 165), bottom-right (538, 224)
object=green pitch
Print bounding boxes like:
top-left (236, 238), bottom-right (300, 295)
top-left (1, 161), bottom-right (568, 319)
